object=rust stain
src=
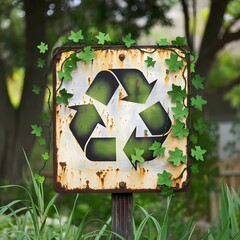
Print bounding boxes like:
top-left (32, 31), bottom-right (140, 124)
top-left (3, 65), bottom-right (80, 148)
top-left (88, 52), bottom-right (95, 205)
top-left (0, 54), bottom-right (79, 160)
top-left (59, 162), bottom-right (66, 170)
top-left (165, 69), bottom-right (169, 85)
top-left (88, 77), bottom-right (91, 86)
top-left (109, 118), bottom-right (114, 132)
top-left (144, 130), bottom-right (148, 137)
top-left (86, 180), bottom-right (90, 189)
top-left (118, 88), bottom-right (124, 107)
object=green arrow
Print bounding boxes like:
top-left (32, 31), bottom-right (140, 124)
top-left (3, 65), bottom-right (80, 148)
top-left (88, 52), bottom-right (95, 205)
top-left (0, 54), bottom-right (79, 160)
top-left (139, 102), bottom-right (172, 135)
top-left (86, 138), bottom-right (116, 161)
top-left (111, 69), bottom-right (157, 104)
top-left (86, 70), bottom-right (119, 105)
top-left (69, 105), bottom-right (105, 151)
top-left (123, 128), bottom-right (167, 169)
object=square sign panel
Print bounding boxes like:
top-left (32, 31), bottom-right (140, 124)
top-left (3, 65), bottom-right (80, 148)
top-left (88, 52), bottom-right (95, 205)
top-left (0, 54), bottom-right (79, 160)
top-left (53, 46), bottom-right (190, 193)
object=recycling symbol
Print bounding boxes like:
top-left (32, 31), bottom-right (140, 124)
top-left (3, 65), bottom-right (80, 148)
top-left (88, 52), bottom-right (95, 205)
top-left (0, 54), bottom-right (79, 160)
top-left (69, 69), bottom-right (172, 169)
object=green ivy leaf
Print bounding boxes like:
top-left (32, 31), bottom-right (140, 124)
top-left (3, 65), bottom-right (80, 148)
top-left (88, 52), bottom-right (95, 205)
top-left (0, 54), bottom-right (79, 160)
top-left (32, 85), bottom-right (41, 95)
top-left (172, 102), bottom-right (189, 120)
top-left (157, 170), bottom-right (173, 187)
top-left (171, 36), bottom-right (187, 46)
top-left (131, 148), bottom-right (145, 164)
top-left (42, 152), bottom-right (49, 161)
top-left (95, 32), bottom-right (111, 45)
top-left (122, 33), bottom-right (136, 48)
top-left (165, 53), bottom-right (184, 72)
top-left (78, 46), bottom-right (96, 63)
top-left (167, 84), bottom-right (187, 103)
top-left (156, 38), bottom-right (169, 46)
top-left (160, 185), bottom-right (175, 197)
top-left (190, 62), bottom-right (195, 73)
top-left (189, 134), bottom-right (198, 145)
top-left (191, 164), bottom-right (199, 174)
top-left (37, 42), bottom-right (48, 54)
top-left (56, 88), bottom-right (73, 105)
top-left (149, 141), bottom-right (165, 157)
top-left (31, 124), bottom-right (42, 137)
top-left (63, 54), bottom-right (79, 72)
top-left (40, 112), bottom-right (49, 123)
top-left (191, 146), bottom-right (206, 161)
top-left (192, 74), bottom-right (205, 90)
top-left (38, 137), bottom-right (46, 145)
top-left (194, 118), bottom-right (208, 134)
top-left (172, 120), bottom-right (189, 139)
top-left (34, 173), bottom-right (45, 184)
top-left (191, 95), bottom-right (207, 111)
top-left (168, 147), bottom-right (186, 166)
top-left (57, 70), bottom-right (72, 81)
top-left (37, 58), bottom-right (45, 68)
top-left (145, 56), bottom-right (156, 67)
top-left (68, 30), bottom-right (84, 43)
top-left (191, 51), bottom-right (199, 62)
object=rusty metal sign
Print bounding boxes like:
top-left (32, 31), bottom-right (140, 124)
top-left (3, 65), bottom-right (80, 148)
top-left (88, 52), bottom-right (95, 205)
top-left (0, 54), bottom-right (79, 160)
top-left (53, 46), bottom-right (190, 193)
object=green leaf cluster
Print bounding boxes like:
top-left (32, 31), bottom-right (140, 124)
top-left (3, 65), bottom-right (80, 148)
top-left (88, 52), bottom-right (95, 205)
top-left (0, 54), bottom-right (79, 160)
top-left (165, 53), bottom-right (184, 72)
top-left (131, 148), bottom-right (145, 165)
top-left (149, 141), bottom-right (165, 157)
top-left (56, 88), bottom-right (73, 105)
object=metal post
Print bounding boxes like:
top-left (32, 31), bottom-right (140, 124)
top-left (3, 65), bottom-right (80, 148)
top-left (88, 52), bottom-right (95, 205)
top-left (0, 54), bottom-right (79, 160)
top-left (112, 193), bottom-right (133, 240)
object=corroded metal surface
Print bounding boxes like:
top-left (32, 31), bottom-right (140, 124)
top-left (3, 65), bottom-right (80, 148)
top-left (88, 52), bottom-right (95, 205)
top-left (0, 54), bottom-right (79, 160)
top-left (53, 46), bottom-right (190, 193)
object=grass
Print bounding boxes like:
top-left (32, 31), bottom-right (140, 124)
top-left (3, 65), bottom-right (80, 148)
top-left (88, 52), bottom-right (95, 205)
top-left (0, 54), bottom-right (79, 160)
top-left (0, 152), bottom-right (240, 239)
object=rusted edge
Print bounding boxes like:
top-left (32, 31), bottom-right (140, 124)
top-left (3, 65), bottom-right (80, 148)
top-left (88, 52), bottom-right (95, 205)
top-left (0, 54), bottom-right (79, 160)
top-left (52, 45), bottom-right (192, 194)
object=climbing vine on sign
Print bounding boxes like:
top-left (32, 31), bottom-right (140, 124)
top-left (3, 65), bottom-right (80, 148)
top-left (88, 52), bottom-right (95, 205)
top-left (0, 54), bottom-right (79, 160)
top-left (33, 30), bottom-right (207, 197)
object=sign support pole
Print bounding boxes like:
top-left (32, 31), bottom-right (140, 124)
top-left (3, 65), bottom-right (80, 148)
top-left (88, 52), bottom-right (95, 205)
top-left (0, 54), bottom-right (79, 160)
top-left (112, 193), bottom-right (133, 240)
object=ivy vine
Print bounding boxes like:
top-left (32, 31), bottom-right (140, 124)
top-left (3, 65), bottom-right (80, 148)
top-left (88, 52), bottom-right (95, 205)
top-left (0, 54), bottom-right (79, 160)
top-left (32, 31), bottom-right (207, 196)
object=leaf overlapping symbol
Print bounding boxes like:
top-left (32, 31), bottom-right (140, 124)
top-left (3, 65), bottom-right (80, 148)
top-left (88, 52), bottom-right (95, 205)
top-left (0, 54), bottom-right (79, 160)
top-left (69, 69), bottom-right (172, 169)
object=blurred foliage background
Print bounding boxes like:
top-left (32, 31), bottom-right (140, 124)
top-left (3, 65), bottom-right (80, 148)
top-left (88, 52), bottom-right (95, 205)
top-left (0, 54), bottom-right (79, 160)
top-left (0, 0), bottom-right (240, 237)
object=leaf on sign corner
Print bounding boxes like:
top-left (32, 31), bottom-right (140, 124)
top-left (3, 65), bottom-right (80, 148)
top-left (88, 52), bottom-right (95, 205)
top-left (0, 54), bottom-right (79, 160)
top-left (191, 146), bottom-right (206, 161)
top-left (122, 33), bottom-right (136, 48)
top-left (34, 173), bottom-right (45, 184)
top-left (56, 88), bottom-right (73, 105)
top-left (68, 30), bottom-right (84, 43)
top-left (191, 95), bottom-right (207, 111)
top-left (32, 84), bottom-right (41, 95)
top-left (168, 147), bottom-right (186, 166)
top-left (131, 148), bottom-right (145, 164)
top-left (171, 36), bottom-right (187, 46)
top-left (95, 32), bottom-right (111, 45)
top-left (78, 46), bottom-right (96, 63)
top-left (31, 124), bottom-right (42, 137)
top-left (57, 70), bottom-right (72, 81)
top-left (156, 38), bottom-right (169, 46)
top-left (167, 84), bottom-right (187, 103)
top-left (37, 58), bottom-right (45, 68)
top-left (165, 53), bottom-right (184, 72)
top-left (37, 42), bottom-right (48, 54)
top-left (42, 152), bottom-right (49, 161)
top-left (145, 56), bottom-right (156, 67)
top-left (149, 141), bottom-right (165, 157)
top-left (157, 170), bottom-right (173, 187)
top-left (172, 120), bottom-right (189, 139)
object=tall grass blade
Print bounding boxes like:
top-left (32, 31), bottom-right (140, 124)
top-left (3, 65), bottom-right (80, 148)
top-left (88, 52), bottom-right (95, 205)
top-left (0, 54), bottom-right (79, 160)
top-left (178, 217), bottom-right (195, 240)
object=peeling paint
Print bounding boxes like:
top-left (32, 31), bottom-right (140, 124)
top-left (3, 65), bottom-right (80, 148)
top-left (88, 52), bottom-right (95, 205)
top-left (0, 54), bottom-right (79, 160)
top-left (54, 46), bottom-right (190, 193)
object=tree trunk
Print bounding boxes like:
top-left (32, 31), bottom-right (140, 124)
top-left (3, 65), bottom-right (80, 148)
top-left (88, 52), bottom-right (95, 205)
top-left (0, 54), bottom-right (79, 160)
top-left (196, 0), bottom-right (229, 78)
top-left (0, 0), bottom-right (47, 183)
